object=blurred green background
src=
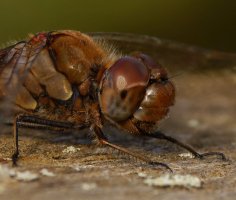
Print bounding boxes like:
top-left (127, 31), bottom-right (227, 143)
top-left (0, 0), bottom-right (236, 52)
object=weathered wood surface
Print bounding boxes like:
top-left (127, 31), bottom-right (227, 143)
top-left (0, 33), bottom-right (235, 200)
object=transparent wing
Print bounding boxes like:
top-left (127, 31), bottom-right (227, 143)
top-left (89, 32), bottom-right (236, 72)
top-left (0, 35), bottom-right (47, 133)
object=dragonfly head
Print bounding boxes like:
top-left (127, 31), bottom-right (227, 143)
top-left (98, 53), bottom-right (175, 124)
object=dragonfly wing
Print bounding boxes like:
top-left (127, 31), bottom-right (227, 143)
top-left (0, 35), bottom-right (47, 127)
top-left (90, 32), bottom-right (236, 73)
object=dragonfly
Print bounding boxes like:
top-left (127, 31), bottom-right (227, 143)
top-left (0, 30), bottom-right (230, 171)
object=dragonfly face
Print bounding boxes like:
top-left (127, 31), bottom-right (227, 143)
top-left (0, 30), bottom-right (175, 133)
top-left (99, 54), bottom-right (175, 125)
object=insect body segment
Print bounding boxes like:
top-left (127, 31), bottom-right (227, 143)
top-left (0, 31), bottom-right (107, 112)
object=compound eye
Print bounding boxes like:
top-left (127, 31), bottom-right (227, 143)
top-left (108, 56), bottom-right (150, 91)
top-left (99, 56), bottom-right (150, 121)
top-left (132, 52), bottom-right (159, 68)
top-left (131, 52), bottom-right (168, 80)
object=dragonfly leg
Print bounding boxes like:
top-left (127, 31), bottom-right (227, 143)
top-left (93, 126), bottom-right (173, 172)
top-left (12, 115), bottom-right (20, 166)
top-left (11, 113), bottom-right (86, 166)
top-left (146, 131), bottom-right (227, 161)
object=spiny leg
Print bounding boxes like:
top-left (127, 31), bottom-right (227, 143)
top-left (15, 114), bottom-right (79, 129)
top-left (93, 126), bottom-right (173, 172)
top-left (146, 131), bottom-right (226, 161)
top-left (17, 122), bottom-right (68, 131)
top-left (12, 114), bottom-right (85, 166)
top-left (12, 116), bottom-right (19, 166)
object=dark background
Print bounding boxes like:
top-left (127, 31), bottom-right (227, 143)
top-left (0, 0), bottom-right (236, 52)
